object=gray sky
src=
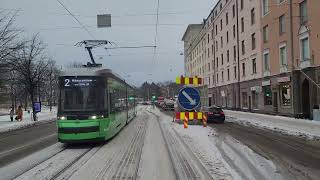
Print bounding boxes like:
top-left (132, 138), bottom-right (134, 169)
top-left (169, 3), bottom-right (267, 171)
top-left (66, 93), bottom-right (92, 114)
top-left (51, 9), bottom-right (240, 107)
top-left (1, 0), bottom-right (217, 85)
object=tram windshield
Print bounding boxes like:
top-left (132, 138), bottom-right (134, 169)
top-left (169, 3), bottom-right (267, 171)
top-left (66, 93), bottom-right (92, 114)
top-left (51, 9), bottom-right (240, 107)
top-left (59, 77), bottom-right (105, 112)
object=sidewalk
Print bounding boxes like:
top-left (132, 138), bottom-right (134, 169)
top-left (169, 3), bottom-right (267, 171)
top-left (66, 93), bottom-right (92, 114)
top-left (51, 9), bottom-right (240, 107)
top-left (224, 110), bottom-right (320, 139)
top-left (0, 108), bottom-right (57, 133)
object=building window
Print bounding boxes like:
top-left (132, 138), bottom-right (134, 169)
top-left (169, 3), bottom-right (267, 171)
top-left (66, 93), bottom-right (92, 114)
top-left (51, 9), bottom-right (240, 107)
top-left (222, 71), bottom-right (224, 82)
top-left (221, 36), bottom-right (223, 48)
top-left (251, 33), bottom-right (256, 50)
top-left (220, 19), bottom-right (223, 31)
top-left (208, 63), bottom-right (210, 71)
top-left (301, 37), bottom-right (310, 61)
top-left (233, 24), bottom-right (236, 39)
top-left (220, 3), bottom-right (223, 11)
top-left (263, 86), bottom-right (272, 105)
top-left (221, 54), bottom-right (224, 65)
top-left (251, 8), bottom-right (255, 25)
top-left (211, 29), bottom-right (214, 39)
top-left (262, 0), bottom-right (269, 16)
top-left (233, 45), bottom-right (237, 61)
top-left (263, 25), bottom-right (269, 43)
top-left (227, 50), bottom-right (230, 62)
top-left (215, 25), bottom-right (218, 35)
top-left (280, 84), bottom-right (291, 106)
top-left (226, 13), bottom-right (229, 25)
top-left (227, 31), bottom-right (229, 43)
top-left (279, 14), bottom-right (285, 34)
top-left (241, 17), bottom-right (244, 32)
top-left (279, 45), bottom-right (287, 66)
top-left (242, 92), bottom-right (248, 108)
top-left (216, 57), bottom-right (219, 68)
top-left (216, 41), bottom-right (218, 52)
top-left (216, 73), bottom-right (219, 83)
top-left (234, 66), bottom-right (237, 79)
top-left (212, 44), bottom-right (214, 55)
top-left (227, 68), bottom-right (230, 81)
top-left (264, 51), bottom-right (270, 71)
top-left (300, 0), bottom-right (308, 24)
top-left (252, 58), bottom-right (257, 74)
top-left (241, 40), bottom-right (245, 55)
top-left (240, 0), bottom-right (244, 10)
top-left (242, 62), bottom-right (245, 77)
top-left (208, 34), bottom-right (210, 43)
top-left (208, 48), bottom-right (210, 58)
top-left (232, 4), bottom-right (235, 18)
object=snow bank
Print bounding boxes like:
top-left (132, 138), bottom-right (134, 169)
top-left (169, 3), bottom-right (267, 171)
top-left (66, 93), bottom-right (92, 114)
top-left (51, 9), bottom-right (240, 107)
top-left (0, 108), bottom-right (57, 133)
top-left (225, 110), bottom-right (320, 139)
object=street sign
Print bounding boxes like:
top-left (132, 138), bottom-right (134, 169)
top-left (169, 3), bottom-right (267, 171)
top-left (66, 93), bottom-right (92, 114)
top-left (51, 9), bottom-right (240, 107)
top-left (97, 14), bottom-right (111, 28)
top-left (177, 87), bottom-right (200, 111)
top-left (33, 102), bottom-right (41, 113)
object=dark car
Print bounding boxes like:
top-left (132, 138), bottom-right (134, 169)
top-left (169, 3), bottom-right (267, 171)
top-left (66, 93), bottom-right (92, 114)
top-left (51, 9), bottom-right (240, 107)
top-left (202, 106), bottom-right (225, 123)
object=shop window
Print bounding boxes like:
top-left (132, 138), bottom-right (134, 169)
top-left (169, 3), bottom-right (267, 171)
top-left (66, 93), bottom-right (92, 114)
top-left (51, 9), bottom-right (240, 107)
top-left (263, 86), bottom-right (272, 105)
top-left (242, 92), bottom-right (248, 108)
top-left (280, 84), bottom-right (291, 106)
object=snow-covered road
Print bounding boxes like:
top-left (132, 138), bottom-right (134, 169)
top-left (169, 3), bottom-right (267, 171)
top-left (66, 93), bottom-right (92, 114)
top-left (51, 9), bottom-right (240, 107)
top-left (1, 106), bottom-right (319, 180)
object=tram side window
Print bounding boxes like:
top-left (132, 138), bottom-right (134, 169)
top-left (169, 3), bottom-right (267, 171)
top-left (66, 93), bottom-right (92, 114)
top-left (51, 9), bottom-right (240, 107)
top-left (109, 89), bottom-right (126, 113)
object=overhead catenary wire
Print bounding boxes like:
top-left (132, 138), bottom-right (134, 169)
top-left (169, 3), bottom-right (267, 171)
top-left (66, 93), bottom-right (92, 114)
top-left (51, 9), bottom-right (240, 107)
top-left (56, 0), bottom-right (96, 40)
top-left (105, 45), bottom-right (156, 50)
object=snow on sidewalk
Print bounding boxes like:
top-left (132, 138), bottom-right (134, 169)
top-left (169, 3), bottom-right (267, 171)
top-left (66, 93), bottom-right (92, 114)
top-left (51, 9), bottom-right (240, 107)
top-left (0, 107), bottom-right (57, 133)
top-left (224, 110), bottom-right (320, 139)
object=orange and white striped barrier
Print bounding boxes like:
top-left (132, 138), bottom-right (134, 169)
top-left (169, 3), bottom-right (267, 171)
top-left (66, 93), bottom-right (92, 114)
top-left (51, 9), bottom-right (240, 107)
top-left (184, 115), bottom-right (188, 128)
top-left (203, 114), bottom-right (207, 127)
top-left (176, 76), bottom-right (202, 86)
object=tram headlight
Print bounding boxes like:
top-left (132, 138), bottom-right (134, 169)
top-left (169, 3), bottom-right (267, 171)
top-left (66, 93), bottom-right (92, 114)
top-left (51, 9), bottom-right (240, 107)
top-left (58, 116), bottom-right (66, 120)
top-left (89, 115), bottom-right (104, 119)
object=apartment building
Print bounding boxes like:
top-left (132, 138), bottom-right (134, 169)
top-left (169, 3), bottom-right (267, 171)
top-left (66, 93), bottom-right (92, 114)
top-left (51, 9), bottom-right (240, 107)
top-left (183, 0), bottom-right (319, 118)
top-left (260, 0), bottom-right (320, 118)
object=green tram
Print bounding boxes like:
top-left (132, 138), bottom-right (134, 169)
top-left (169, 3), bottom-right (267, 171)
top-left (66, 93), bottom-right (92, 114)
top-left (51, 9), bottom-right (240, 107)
top-left (57, 68), bottom-right (137, 143)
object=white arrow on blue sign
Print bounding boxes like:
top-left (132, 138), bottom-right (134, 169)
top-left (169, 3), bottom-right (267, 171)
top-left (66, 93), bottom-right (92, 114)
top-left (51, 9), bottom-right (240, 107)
top-left (177, 87), bottom-right (200, 111)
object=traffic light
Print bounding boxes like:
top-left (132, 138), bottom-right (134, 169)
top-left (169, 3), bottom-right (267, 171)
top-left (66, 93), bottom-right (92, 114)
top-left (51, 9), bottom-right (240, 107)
top-left (129, 96), bottom-right (135, 100)
top-left (151, 95), bottom-right (156, 101)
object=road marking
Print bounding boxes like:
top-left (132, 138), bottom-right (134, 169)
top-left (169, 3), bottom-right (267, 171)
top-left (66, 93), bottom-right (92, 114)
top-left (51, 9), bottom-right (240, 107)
top-left (182, 91), bottom-right (196, 105)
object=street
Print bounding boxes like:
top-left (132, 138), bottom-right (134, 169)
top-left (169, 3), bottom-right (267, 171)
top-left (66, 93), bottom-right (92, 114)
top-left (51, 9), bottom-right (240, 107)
top-left (0, 106), bottom-right (319, 180)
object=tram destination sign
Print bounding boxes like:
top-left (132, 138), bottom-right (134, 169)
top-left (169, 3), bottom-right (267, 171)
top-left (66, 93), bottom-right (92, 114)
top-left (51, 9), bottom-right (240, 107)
top-left (63, 77), bottom-right (97, 87)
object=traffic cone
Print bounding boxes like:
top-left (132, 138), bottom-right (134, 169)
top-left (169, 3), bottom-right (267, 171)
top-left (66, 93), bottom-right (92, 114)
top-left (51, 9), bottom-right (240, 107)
top-left (203, 114), bottom-right (207, 127)
top-left (184, 115), bottom-right (188, 128)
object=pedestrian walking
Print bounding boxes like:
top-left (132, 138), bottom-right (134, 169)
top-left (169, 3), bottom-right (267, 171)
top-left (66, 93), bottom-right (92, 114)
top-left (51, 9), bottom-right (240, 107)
top-left (10, 108), bottom-right (14, 122)
top-left (15, 106), bottom-right (23, 121)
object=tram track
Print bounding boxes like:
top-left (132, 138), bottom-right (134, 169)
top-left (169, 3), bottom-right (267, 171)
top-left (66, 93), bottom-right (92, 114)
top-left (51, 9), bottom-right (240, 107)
top-left (147, 110), bottom-right (214, 180)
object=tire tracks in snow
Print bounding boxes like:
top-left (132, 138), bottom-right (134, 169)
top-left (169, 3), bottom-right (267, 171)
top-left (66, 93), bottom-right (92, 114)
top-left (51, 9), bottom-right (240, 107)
top-left (147, 110), bottom-right (214, 180)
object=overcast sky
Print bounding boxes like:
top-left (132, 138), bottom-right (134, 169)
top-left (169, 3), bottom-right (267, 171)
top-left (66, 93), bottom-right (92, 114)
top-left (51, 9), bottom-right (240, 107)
top-left (1, 0), bottom-right (217, 85)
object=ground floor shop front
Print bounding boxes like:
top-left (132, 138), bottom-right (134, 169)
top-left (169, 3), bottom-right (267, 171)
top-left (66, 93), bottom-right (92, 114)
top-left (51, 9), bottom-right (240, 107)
top-left (207, 67), bottom-right (320, 119)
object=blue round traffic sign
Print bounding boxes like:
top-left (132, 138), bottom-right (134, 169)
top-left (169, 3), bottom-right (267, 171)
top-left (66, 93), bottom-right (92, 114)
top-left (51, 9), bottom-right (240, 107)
top-left (178, 87), bottom-right (200, 111)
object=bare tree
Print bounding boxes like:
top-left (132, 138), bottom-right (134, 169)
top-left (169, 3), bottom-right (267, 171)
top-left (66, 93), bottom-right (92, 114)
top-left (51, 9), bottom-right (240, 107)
top-left (6, 35), bottom-right (50, 121)
top-left (43, 60), bottom-right (60, 111)
top-left (0, 11), bottom-right (24, 62)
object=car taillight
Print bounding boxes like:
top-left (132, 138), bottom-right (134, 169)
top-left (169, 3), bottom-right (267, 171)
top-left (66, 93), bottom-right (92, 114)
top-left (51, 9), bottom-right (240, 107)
top-left (220, 112), bottom-right (225, 115)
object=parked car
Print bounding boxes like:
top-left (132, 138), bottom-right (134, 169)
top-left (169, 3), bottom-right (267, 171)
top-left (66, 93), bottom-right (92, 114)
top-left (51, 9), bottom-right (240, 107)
top-left (202, 106), bottom-right (225, 123)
